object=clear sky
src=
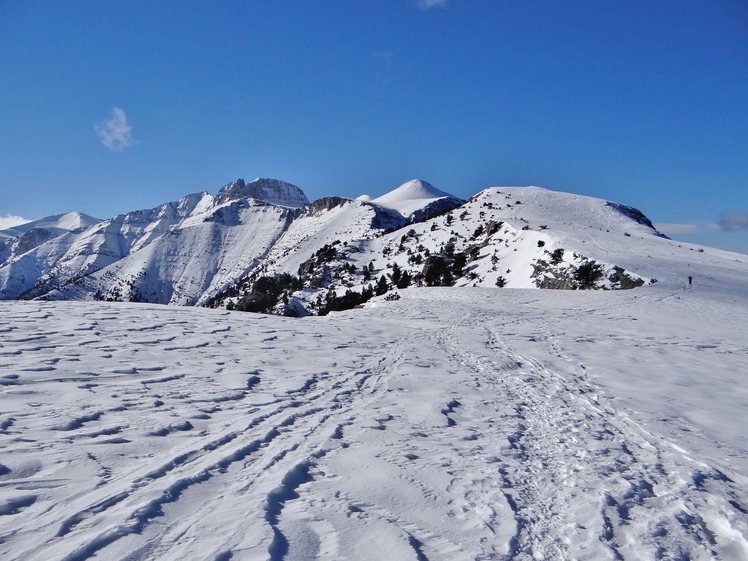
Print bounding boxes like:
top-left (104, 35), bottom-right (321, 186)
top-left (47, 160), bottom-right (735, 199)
top-left (2, 0), bottom-right (747, 253)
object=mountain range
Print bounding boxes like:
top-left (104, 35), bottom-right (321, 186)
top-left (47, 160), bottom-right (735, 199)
top-left (1, 177), bottom-right (744, 314)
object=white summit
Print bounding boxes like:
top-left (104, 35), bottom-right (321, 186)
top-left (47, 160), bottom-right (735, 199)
top-left (0, 211), bottom-right (101, 241)
top-left (371, 179), bottom-right (462, 219)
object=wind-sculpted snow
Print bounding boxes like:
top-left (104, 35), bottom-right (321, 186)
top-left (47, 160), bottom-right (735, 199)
top-left (1, 283), bottom-right (747, 560)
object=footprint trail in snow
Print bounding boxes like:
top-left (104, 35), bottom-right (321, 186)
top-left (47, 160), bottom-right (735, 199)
top-left (1, 286), bottom-right (747, 560)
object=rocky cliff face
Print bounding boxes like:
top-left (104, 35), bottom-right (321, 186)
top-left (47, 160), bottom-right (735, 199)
top-left (213, 178), bottom-right (310, 208)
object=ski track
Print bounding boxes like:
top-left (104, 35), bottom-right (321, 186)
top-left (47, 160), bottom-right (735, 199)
top-left (0, 291), bottom-right (747, 560)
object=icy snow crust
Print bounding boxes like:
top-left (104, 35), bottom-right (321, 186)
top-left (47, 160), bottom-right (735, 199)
top-left (1, 283), bottom-right (748, 560)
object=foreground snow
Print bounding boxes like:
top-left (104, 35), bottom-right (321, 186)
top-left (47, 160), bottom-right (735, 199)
top-left (1, 284), bottom-right (747, 560)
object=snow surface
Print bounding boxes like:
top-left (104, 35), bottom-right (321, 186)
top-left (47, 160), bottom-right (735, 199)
top-left (1, 281), bottom-right (747, 560)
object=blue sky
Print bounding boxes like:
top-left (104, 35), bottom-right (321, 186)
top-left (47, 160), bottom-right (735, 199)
top-left (1, 1), bottom-right (748, 253)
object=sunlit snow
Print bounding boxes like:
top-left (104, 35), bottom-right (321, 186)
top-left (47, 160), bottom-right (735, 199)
top-left (1, 281), bottom-right (747, 560)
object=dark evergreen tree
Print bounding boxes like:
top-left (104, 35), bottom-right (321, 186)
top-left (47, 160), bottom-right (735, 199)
top-left (422, 256), bottom-right (454, 286)
top-left (574, 261), bottom-right (604, 289)
top-left (235, 273), bottom-right (302, 313)
top-left (376, 275), bottom-right (389, 295)
top-left (451, 252), bottom-right (467, 276)
top-left (362, 283), bottom-right (374, 300)
top-left (550, 248), bottom-right (565, 265)
top-left (390, 262), bottom-right (402, 285)
top-left (396, 270), bottom-right (411, 289)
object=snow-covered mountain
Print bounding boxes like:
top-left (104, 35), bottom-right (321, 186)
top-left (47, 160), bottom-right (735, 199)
top-left (0, 211), bottom-right (101, 241)
top-left (369, 178), bottom-right (465, 222)
top-left (0, 212), bottom-right (101, 264)
top-left (1, 177), bottom-right (743, 315)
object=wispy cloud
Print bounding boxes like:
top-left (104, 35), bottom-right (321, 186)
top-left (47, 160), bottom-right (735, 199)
top-left (0, 214), bottom-right (30, 230)
top-left (373, 50), bottom-right (393, 66)
top-left (718, 210), bottom-right (748, 232)
top-left (95, 107), bottom-right (136, 152)
top-left (417, 0), bottom-right (447, 10)
top-left (373, 50), bottom-right (394, 84)
top-left (654, 222), bottom-right (719, 235)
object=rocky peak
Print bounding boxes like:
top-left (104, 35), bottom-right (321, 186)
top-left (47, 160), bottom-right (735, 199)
top-left (214, 178), bottom-right (309, 208)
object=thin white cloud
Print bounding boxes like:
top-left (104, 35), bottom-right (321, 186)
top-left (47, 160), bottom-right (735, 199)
top-left (417, 0), bottom-right (447, 10)
top-left (718, 210), bottom-right (748, 232)
top-left (95, 107), bottom-right (136, 152)
top-left (654, 222), bottom-right (719, 235)
top-left (373, 50), bottom-right (393, 66)
top-left (0, 214), bottom-right (30, 231)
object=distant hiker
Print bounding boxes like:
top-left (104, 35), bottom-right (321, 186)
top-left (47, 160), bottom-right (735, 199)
top-left (688, 275), bottom-right (693, 286)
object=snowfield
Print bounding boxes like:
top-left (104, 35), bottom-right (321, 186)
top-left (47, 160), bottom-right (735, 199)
top-left (2, 282), bottom-right (748, 560)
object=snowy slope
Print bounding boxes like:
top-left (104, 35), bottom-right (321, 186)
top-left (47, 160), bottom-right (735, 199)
top-left (258, 198), bottom-right (405, 277)
top-left (1, 178), bottom-right (461, 307)
top-left (0, 212), bottom-right (102, 271)
top-left (0, 194), bottom-right (213, 300)
top-left (235, 184), bottom-right (731, 315)
top-left (0, 179), bottom-right (310, 304)
top-left (1, 280), bottom-right (747, 560)
top-left (463, 186), bottom-right (745, 291)
top-left (288, 184), bottom-right (744, 301)
top-left (50, 199), bottom-right (298, 306)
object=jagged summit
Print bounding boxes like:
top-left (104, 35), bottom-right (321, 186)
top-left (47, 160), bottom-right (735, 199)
top-left (214, 178), bottom-right (309, 208)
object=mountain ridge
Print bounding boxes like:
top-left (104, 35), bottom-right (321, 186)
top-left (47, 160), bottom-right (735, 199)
top-left (2, 177), bottom-right (742, 315)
